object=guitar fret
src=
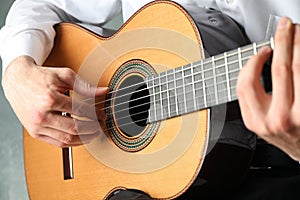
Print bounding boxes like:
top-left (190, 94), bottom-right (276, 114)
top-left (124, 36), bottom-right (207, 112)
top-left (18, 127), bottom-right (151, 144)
top-left (165, 72), bottom-right (171, 118)
top-left (193, 62), bottom-right (203, 109)
top-left (201, 60), bottom-right (207, 108)
top-left (184, 64), bottom-right (195, 112)
top-left (158, 73), bottom-right (164, 120)
top-left (270, 37), bottom-right (275, 49)
top-left (154, 77), bottom-right (161, 121)
top-left (173, 68), bottom-right (179, 116)
top-left (181, 68), bottom-right (187, 114)
top-left (224, 52), bottom-right (232, 102)
top-left (147, 77), bottom-right (156, 122)
top-left (212, 56), bottom-right (218, 105)
top-left (191, 63), bottom-right (197, 111)
top-left (168, 69), bottom-right (177, 117)
top-left (253, 42), bottom-right (257, 55)
top-left (238, 47), bottom-right (242, 70)
top-left (161, 72), bottom-right (169, 119)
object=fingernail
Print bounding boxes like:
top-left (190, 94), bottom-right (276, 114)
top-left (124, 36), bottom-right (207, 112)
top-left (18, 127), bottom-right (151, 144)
top-left (277, 17), bottom-right (290, 29)
top-left (259, 46), bottom-right (272, 55)
top-left (98, 87), bottom-right (109, 92)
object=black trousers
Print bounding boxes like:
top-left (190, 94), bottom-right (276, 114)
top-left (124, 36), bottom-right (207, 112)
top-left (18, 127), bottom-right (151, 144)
top-left (108, 144), bottom-right (300, 200)
top-left (109, 174), bottom-right (300, 200)
top-left (232, 168), bottom-right (300, 200)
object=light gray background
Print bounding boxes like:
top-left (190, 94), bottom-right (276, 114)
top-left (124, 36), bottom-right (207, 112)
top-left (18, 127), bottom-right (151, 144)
top-left (0, 1), bottom-right (122, 199)
top-left (0, 0), bottom-right (29, 199)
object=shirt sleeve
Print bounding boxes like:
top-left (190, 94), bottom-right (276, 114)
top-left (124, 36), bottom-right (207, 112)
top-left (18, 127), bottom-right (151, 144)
top-left (0, 0), bottom-right (121, 75)
top-left (0, 1), bottom-right (66, 74)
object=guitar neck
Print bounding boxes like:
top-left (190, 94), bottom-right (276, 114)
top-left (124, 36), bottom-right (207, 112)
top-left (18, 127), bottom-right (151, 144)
top-left (146, 38), bottom-right (274, 123)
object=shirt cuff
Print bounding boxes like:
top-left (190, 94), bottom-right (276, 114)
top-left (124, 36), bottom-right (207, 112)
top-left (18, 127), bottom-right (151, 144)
top-left (1, 29), bottom-right (54, 76)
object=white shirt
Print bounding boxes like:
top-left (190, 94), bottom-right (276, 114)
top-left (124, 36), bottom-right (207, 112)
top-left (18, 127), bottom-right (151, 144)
top-left (1, 0), bottom-right (300, 74)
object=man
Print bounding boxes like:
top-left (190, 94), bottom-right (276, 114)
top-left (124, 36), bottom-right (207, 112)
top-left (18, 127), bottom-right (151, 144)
top-left (1, 0), bottom-right (300, 199)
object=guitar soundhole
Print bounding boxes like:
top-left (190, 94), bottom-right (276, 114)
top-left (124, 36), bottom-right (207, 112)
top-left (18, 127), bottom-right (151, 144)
top-left (114, 75), bottom-right (150, 137)
top-left (129, 84), bottom-right (150, 129)
top-left (105, 59), bottom-right (160, 152)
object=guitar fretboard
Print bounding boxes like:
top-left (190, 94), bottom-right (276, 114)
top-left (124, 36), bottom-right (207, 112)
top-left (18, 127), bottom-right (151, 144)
top-left (146, 39), bottom-right (274, 123)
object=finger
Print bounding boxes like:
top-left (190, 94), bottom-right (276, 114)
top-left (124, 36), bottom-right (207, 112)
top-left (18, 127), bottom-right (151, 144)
top-left (47, 68), bottom-right (109, 117)
top-left (45, 112), bottom-right (103, 135)
top-left (44, 67), bottom-right (109, 101)
top-left (270, 17), bottom-right (294, 112)
top-left (37, 135), bottom-right (81, 148)
top-left (36, 128), bottom-right (100, 147)
top-left (292, 25), bottom-right (300, 109)
top-left (71, 97), bottom-right (106, 120)
top-left (74, 74), bottom-right (109, 97)
top-left (53, 93), bottom-right (106, 120)
top-left (237, 46), bottom-right (272, 130)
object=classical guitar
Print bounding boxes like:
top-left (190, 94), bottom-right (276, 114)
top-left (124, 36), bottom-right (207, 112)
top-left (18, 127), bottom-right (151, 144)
top-left (23, 1), bottom-right (272, 199)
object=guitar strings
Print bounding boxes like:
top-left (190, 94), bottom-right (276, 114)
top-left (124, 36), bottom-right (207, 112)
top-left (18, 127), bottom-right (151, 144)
top-left (100, 66), bottom-right (238, 119)
top-left (95, 84), bottom-right (240, 134)
top-left (84, 40), bottom-right (271, 110)
top-left (79, 40), bottom-right (271, 106)
top-left (85, 72), bottom-right (239, 134)
top-left (73, 41), bottom-right (272, 132)
top-left (91, 53), bottom-right (251, 115)
top-left (102, 77), bottom-right (239, 124)
top-left (95, 51), bottom-right (269, 132)
top-left (96, 61), bottom-right (268, 132)
top-left (74, 72), bottom-right (240, 133)
top-left (77, 56), bottom-right (243, 128)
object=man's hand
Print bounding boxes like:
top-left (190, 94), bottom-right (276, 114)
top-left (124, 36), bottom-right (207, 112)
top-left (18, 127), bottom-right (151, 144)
top-left (237, 17), bottom-right (300, 161)
top-left (2, 56), bottom-right (109, 147)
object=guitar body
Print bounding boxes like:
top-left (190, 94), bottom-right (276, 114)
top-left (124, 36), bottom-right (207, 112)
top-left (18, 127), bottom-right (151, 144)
top-left (24, 1), bottom-right (209, 199)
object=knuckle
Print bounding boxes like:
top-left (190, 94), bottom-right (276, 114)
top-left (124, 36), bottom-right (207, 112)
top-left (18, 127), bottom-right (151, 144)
top-left (69, 123), bottom-right (78, 135)
top-left (32, 110), bottom-right (48, 125)
top-left (275, 22), bottom-right (293, 41)
top-left (272, 63), bottom-right (290, 78)
top-left (257, 125), bottom-right (272, 138)
top-left (236, 82), bottom-right (246, 97)
top-left (56, 142), bottom-right (67, 148)
top-left (43, 91), bottom-right (57, 109)
top-left (62, 68), bottom-right (76, 81)
top-left (293, 115), bottom-right (300, 127)
top-left (62, 134), bottom-right (75, 145)
top-left (255, 123), bottom-right (269, 136)
top-left (30, 132), bottom-right (41, 140)
top-left (236, 77), bottom-right (250, 97)
top-left (70, 124), bottom-right (78, 135)
top-left (270, 114), bottom-right (292, 133)
top-left (244, 118), bottom-right (268, 136)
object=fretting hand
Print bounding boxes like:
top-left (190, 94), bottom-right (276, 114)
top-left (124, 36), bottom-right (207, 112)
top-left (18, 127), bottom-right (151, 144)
top-left (237, 17), bottom-right (300, 161)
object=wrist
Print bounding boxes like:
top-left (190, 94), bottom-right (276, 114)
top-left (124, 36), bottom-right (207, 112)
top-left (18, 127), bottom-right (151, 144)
top-left (2, 56), bottom-right (37, 89)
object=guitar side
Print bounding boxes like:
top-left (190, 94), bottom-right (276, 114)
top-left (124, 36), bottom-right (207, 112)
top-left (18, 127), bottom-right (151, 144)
top-left (23, 1), bottom-right (209, 199)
